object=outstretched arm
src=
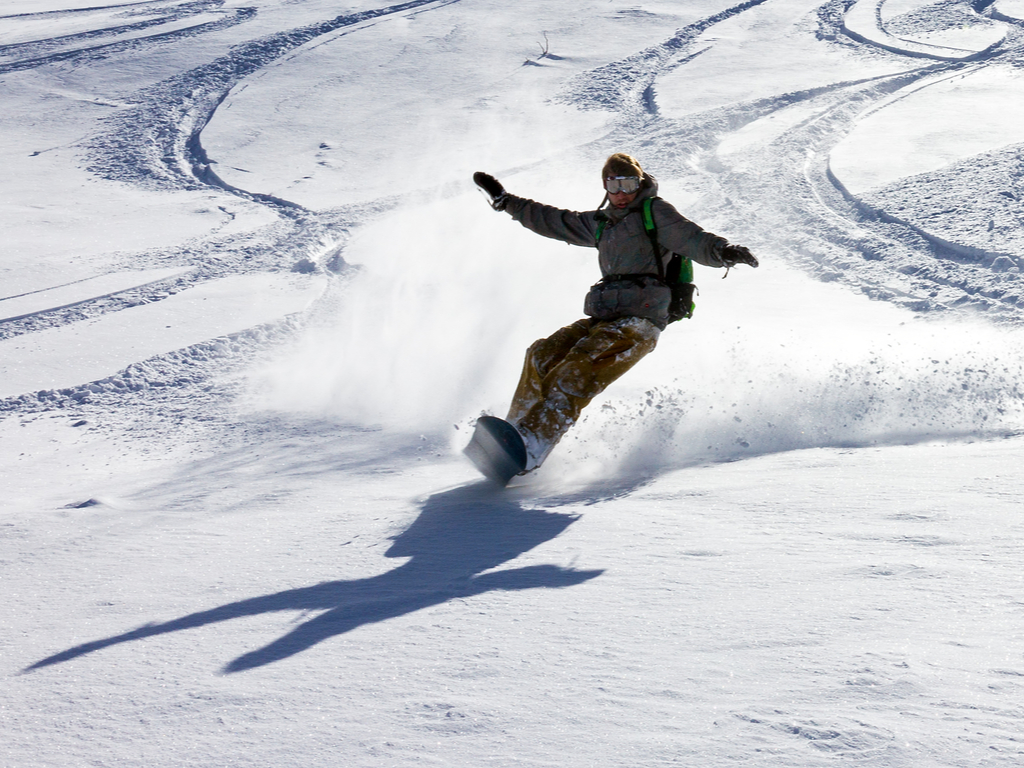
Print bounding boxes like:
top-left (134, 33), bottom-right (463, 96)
top-left (653, 198), bottom-right (757, 270)
top-left (474, 171), bottom-right (599, 248)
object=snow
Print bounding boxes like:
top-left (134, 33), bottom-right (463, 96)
top-left (0, 10), bottom-right (228, 50)
top-left (996, 0), bottom-right (1024, 20)
top-left (831, 64), bottom-right (1024, 194)
top-left (0, 274), bottom-right (326, 398)
top-left (658, 0), bottom-right (915, 119)
top-left (4, 0), bottom-right (1024, 766)
top-left (0, 267), bottom-right (191, 321)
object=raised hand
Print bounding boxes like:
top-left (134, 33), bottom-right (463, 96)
top-left (473, 172), bottom-right (509, 211)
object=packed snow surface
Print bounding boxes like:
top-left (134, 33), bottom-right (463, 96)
top-left (3, 0), bottom-right (1024, 766)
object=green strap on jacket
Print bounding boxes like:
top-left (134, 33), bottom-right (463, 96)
top-left (595, 197), bottom-right (694, 285)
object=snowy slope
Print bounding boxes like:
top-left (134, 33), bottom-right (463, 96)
top-left (3, 1), bottom-right (1024, 766)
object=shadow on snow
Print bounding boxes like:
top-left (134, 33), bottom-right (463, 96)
top-left (24, 483), bottom-right (601, 675)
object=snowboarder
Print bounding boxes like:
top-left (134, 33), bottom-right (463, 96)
top-left (466, 153), bottom-right (758, 484)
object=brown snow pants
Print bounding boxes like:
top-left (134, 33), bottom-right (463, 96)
top-left (506, 316), bottom-right (660, 467)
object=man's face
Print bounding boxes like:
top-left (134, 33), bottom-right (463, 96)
top-left (604, 175), bottom-right (641, 209)
top-left (609, 189), bottom-right (638, 209)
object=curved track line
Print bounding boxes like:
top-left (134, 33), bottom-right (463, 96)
top-left (85, 0), bottom-right (460, 208)
top-left (843, 0), bottom-right (1007, 61)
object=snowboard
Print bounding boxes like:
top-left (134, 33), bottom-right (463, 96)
top-left (463, 415), bottom-right (528, 486)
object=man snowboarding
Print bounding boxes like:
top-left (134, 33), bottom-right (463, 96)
top-left (465, 153), bottom-right (758, 484)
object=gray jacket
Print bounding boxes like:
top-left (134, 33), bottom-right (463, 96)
top-left (503, 174), bottom-right (729, 278)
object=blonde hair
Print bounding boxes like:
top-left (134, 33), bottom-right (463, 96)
top-left (602, 153), bottom-right (643, 179)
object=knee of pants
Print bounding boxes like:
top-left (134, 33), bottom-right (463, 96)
top-left (524, 342), bottom-right (552, 379)
top-left (550, 336), bottom-right (656, 400)
top-left (525, 338), bottom-right (549, 364)
top-left (546, 360), bottom-right (601, 401)
top-left (526, 336), bottom-right (575, 377)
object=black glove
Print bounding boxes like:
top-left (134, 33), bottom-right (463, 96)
top-left (473, 172), bottom-right (509, 211)
top-left (721, 244), bottom-right (758, 269)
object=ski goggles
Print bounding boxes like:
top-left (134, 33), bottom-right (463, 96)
top-left (604, 176), bottom-right (642, 194)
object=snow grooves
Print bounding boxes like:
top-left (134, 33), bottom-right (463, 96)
top-left (559, 0), bottom-right (771, 120)
top-left (0, 1), bottom-right (255, 75)
top-left (84, 0), bottom-right (461, 202)
top-left (0, 313), bottom-right (301, 415)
